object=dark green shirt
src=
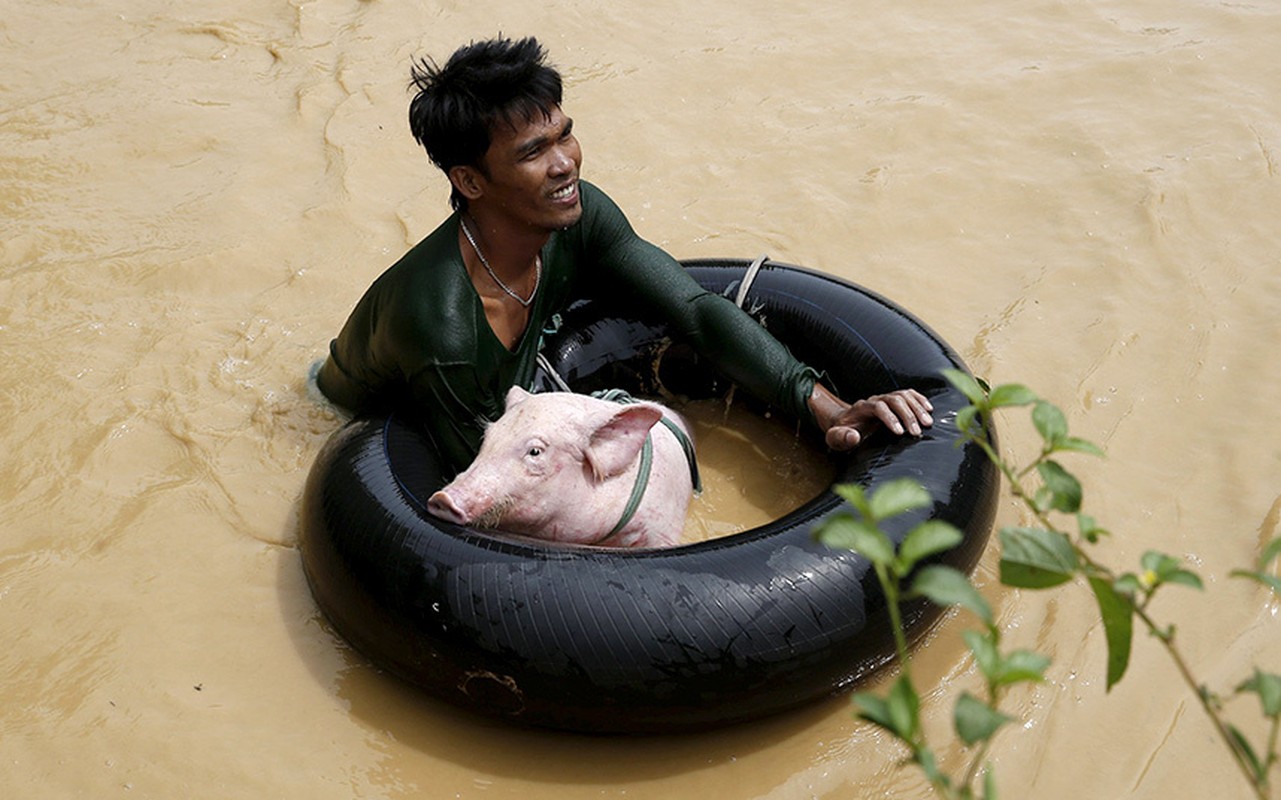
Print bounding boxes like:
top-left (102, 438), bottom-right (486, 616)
top-left (318, 181), bottom-right (818, 473)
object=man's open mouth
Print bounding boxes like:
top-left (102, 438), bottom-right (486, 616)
top-left (550, 181), bottom-right (577, 201)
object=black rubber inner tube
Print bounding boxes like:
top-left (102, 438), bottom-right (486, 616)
top-left (299, 258), bottom-right (999, 734)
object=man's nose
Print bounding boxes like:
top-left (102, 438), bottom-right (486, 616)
top-left (548, 144), bottom-right (575, 174)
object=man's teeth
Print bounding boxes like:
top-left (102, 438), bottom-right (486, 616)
top-left (551, 183), bottom-right (575, 199)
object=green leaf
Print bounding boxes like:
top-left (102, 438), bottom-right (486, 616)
top-left (996, 649), bottom-right (1051, 686)
top-left (1077, 513), bottom-right (1110, 543)
top-left (1055, 436), bottom-right (1105, 457)
top-left (832, 483), bottom-right (872, 519)
top-left (898, 521), bottom-right (964, 572)
top-left (956, 405), bottom-right (980, 437)
top-left (988, 383), bottom-right (1037, 409)
top-left (1237, 670), bottom-right (1281, 718)
top-left (1228, 569), bottom-right (1281, 598)
top-left (964, 629), bottom-right (1001, 680)
top-left (1226, 723), bottom-right (1265, 782)
top-left (852, 692), bottom-right (899, 736)
top-left (815, 516), bottom-right (895, 566)
top-left (1088, 576), bottom-right (1134, 690)
top-left (1037, 460), bottom-right (1082, 513)
top-left (1140, 550), bottom-right (1177, 574)
top-left (1163, 569), bottom-right (1203, 590)
top-left (1260, 537), bottom-right (1281, 571)
top-left (1113, 573), bottom-right (1142, 597)
top-left (943, 368), bottom-right (987, 406)
top-left (915, 746), bottom-right (946, 787)
top-left (999, 527), bottom-right (1079, 588)
top-left (983, 765), bottom-right (998, 800)
top-left (1232, 536), bottom-right (1281, 594)
top-left (1032, 401), bottom-right (1068, 445)
top-left (954, 692), bottom-right (1012, 746)
top-left (1032, 487), bottom-right (1054, 514)
top-left (1139, 551), bottom-right (1204, 591)
top-left (912, 564), bottom-right (993, 625)
top-left (812, 512), bottom-right (855, 547)
top-left (887, 675), bottom-right (920, 741)
top-left (869, 478), bottom-right (932, 522)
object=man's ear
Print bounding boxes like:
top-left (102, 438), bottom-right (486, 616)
top-left (448, 164), bottom-right (485, 202)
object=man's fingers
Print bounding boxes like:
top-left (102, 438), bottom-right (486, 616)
top-left (826, 390), bottom-right (934, 452)
top-left (825, 424), bottom-right (862, 451)
top-left (905, 388), bottom-right (934, 412)
top-left (905, 389), bottom-right (934, 424)
top-left (877, 395), bottom-right (919, 435)
top-left (871, 391), bottom-right (934, 436)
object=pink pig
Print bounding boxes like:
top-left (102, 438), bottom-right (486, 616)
top-left (426, 386), bottom-right (697, 548)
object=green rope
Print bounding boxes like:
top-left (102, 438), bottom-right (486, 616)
top-left (591, 389), bottom-right (700, 492)
top-left (602, 433), bottom-right (653, 541)
top-left (657, 416), bottom-right (701, 493)
top-left (591, 389), bottom-right (701, 543)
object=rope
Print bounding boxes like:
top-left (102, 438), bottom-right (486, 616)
top-left (592, 390), bottom-right (701, 493)
top-left (601, 433), bottom-right (654, 542)
top-left (536, 352), bottom-right (572, 392)
top-left (587, 389), bottom-right (703, 545)
top-left (734, 253), bottom-right (769, 309)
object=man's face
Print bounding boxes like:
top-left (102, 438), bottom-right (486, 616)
top-left (476, 105), bottom-right (583, 232)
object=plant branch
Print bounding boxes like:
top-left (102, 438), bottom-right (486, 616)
top-left (992, 426), bottom-right (1269, 799)
top-left (1132, 603), bottom-right (1268, 799)
top-left (882, 565), bottom-right (912, 676)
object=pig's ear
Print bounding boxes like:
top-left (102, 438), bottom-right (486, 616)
top-left (585, 404), bottom-right (663, 480)
top-left (504, 385), bottom-right (532, 409)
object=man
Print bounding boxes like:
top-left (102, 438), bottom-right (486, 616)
top-left (317, 36), bottom-right (932, 475)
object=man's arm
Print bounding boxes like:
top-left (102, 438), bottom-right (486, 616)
top-left (578, 181), bottom-right (934, 449)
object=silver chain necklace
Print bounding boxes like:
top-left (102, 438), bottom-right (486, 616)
top-left (459, 216), bottom-right (541, 308)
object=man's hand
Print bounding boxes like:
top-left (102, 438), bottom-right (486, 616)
top-left (809, 384), bottom-right (934, 451)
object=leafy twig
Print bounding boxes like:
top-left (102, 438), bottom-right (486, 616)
top-left (813, 372), bottom-right (1281, 798)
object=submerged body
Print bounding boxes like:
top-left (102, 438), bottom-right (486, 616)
top-left (426, 387), bottom-right (697, 547)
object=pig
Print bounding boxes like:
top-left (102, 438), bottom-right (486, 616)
top-left (426, 386), bottom-right (696, 548)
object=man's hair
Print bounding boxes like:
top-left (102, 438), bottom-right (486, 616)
top-left (408, 36), bottom-right (564, 210)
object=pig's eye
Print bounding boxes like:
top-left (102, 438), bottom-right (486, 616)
top-left (522, 440), bottom-right (548, 464)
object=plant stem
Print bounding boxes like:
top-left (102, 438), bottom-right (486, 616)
top-left (995, 441), bottom-right (1269, 799)
top-left (881, 564), bottom-right (913, 678)
top-left (1264, 714), bottom-right (1279, 789)
top-left (1131, 603), bottom-right (1268, 799)
top-left (962, 739), bottom-right (994, 791)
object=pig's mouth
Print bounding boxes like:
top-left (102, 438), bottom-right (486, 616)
top-left (428, 490), bottom-right (513, 529)
top-left (472, 498), bottom-right (514, 531)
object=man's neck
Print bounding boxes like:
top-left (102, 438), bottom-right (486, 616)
top-left (461, 207), bottom-right (548, 284)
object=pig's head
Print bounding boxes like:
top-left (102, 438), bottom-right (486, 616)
top-left (426, 386), bottom-right (665, 544)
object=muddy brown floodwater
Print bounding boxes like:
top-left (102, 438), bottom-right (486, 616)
top-left (3, 1), bottom-right (1280, 798)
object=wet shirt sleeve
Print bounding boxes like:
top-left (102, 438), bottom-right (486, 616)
top-left (573, 182), bottom-right (820, 427)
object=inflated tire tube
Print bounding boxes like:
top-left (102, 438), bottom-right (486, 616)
top-left (299, 258), bottom-right (998, 734)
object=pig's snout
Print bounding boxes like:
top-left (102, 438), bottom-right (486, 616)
top-left (427, 490), bottom-right (470, 524)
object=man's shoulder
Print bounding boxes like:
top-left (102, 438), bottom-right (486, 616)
top-left (578, 179), bottom-right (618, 214)
top-left (390, 215), bottom-right (458, 267)
top-left (572, 179), bottom-right (633, 244)
top-left (363, 219), bottom-right (472, 340)
top-left (371, 217), bottom-right (463, 294)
